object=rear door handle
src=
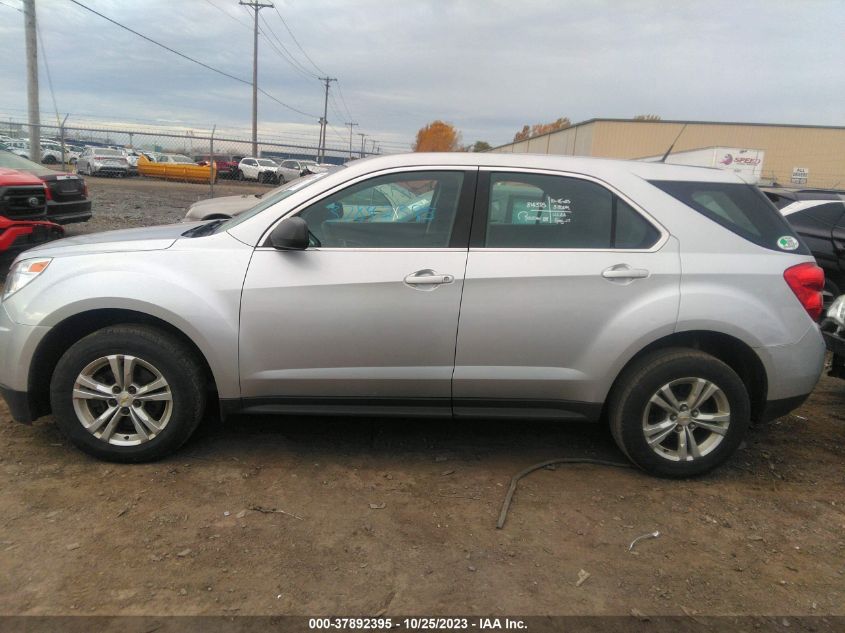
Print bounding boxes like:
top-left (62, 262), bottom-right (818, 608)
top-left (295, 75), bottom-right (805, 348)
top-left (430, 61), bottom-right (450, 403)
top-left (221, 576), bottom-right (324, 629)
top-left (602, 264), bottom-right (649, 280)
top-left (404, 270), bottom-right (455, 285)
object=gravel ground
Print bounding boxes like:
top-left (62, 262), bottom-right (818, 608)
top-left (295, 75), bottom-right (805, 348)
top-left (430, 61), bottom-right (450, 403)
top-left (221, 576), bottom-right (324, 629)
top-left (0, 176), bottom-right (843, 618)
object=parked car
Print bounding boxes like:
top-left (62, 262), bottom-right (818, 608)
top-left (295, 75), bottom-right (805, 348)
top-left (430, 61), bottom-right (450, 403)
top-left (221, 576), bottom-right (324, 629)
top-left (194, 154), bottom-right (241, 179)
top-left (821, 294), bottom-right (845, 379)
top-left (275, 159), bottom-right (325, 183)
top-left (237, 157), bottom-right (278, 183)
top-left (0, 167), bottom-right (64, 259)
top-left (155, 154), bottom-right (196, 165)
top-left (0, 154), bottom-right (825, 475)
top-left (762, 187), bottom-right (845, 307)
top-left (122, 149), bottom-right (142, 176)
top-left (0, 151), bottom-right (92, 224)
top-left (184, 174), bottom-right (326, 222)
top-left (76, 147), bottom-right (129, 177)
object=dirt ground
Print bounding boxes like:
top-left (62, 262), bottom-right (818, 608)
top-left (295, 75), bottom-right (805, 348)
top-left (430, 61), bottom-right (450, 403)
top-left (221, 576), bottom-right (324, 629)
top-left (0, 176), bottom-right (843, 618)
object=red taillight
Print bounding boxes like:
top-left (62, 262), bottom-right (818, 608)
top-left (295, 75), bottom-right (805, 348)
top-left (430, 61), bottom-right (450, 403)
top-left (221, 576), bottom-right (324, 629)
top-left (784, 262), bottom-right (824, 321)
top-left (43, 183), bottom-right (52, 201)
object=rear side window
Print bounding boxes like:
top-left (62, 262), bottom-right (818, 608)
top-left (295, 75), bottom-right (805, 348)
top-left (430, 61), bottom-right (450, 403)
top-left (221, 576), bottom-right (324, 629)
top-left (484, 173), bottom-right (660, 249)
top-left (651, 181), bottom-right (809, 254)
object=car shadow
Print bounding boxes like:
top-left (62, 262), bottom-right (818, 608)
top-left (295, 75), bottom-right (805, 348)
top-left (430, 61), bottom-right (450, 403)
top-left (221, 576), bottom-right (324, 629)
top-left (185, 413), bottom-right (627, 465)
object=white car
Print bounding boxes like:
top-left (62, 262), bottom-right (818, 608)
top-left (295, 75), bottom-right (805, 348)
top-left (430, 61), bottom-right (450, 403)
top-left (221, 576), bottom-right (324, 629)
top-left (238, 157), bottom-right (281, 183)
top-left (275, 159), bottom-right (325, 183)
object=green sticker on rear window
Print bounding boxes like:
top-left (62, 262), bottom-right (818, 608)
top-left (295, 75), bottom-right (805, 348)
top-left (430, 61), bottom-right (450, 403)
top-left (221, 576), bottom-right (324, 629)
top-left (777, 236), bottom-right (799, 251)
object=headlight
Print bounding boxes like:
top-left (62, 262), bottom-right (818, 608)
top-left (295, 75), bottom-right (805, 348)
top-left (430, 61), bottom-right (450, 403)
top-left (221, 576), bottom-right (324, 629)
top-left (2, 258), bottom-right (52, 301)
top-left (826, 294), bottom-right (845, 327)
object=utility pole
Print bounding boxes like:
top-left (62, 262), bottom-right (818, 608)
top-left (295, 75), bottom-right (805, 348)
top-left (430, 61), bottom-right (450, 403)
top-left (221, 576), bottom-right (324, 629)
top-left (240, 0), bottom-right (273, 157)
top-left (357, 132), bottom-right (367, 158)
top-left (23, 0), bottom-right (40, 163)
top-left (317, 77), bottom-right (336, 162)
top-left (345, 121), bottom-right (358, 160)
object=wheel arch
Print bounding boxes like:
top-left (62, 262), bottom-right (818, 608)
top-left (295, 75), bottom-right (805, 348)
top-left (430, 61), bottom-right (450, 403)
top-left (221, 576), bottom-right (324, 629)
top-left (27, 308), bottom-right (219, 419)
top-left (604, 330), bottom-right (768, 423)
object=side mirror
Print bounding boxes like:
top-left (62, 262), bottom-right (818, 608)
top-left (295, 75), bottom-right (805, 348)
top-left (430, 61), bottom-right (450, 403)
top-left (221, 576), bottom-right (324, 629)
top-left (269, 217), bottom-right (309, 250)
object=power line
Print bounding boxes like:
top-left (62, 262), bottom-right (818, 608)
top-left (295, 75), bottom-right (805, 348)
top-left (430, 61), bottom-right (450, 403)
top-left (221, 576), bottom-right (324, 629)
top-left (0, 0), bottom-right (22, 12)
top-left (67, 0), bottom-right (317, 119)
top-left (202, 0), bottom-right (252, 31)
top-left (272, 4), bottom-right (325, 76)
top-left (335, 81), bottom-right (354, 122)
top-left (257, 14), bottom-right (318, 80)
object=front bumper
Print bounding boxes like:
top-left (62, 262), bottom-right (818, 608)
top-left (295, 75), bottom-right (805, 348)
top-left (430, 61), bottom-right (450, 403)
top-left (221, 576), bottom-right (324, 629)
top-left (0, 304), bottom-right (51, 422)
top-left (0, 382), bottom-right (34, 423)
top-left (0, 223), bottom-right (64, 259)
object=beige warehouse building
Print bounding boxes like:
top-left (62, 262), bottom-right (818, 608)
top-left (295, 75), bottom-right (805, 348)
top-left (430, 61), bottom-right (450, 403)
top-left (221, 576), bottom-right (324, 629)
top-left (491, 118), bottom-right (845, 189)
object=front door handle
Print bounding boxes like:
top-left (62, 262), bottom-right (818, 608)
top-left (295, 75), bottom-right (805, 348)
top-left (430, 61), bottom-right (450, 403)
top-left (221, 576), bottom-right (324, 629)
top-left (602, 264), bottom-right (650, 280)
top-left (404, 269), bottom-right (455, 285)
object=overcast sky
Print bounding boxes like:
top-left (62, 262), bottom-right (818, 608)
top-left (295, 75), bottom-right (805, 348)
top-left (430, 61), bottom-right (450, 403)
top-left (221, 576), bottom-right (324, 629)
top-left (0, 0), bottom-right (842, 151)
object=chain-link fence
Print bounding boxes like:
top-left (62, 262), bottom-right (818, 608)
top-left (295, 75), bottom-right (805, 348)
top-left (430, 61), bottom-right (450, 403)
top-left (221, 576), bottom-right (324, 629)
top-left (1, 117), bottom-right (385, 195)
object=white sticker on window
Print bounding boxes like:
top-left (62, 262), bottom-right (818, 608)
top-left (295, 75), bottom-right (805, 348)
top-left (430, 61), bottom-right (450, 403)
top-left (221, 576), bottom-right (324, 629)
top-left (777, 236), bottom-right (799, 251)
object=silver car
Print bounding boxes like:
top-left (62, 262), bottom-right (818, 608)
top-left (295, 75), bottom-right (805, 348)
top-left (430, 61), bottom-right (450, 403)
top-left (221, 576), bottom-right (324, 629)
top-left (275, 159), bottom-right (325, 183)
top-left (0, 153), bottom-right (825, 476)
top-left (76, 147), bottom-right (129, 177)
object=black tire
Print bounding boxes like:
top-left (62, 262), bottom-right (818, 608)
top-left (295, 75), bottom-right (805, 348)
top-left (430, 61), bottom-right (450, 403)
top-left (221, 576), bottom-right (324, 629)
top-left (608, 348), bottom-right (750, 478)
top-left (43, 155), bottom-right (57, 164)
top-left (237, 170), bottom-right (244, 181)
top-left (277, 174), bottom-right (285, 185)
top-left (50, 324), bottom-right (206, 463)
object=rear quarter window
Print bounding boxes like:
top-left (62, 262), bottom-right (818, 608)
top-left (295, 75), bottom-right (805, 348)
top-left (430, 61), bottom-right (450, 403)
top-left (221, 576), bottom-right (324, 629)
top-left (650, 180), bottom-right (809, 254)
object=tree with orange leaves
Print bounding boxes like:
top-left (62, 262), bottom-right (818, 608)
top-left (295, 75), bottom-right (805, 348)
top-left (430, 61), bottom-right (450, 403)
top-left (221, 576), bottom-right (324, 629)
top-left (513, 117), bottom-right (571, 142)
top-left (413, 120), bottom-right (462, 152)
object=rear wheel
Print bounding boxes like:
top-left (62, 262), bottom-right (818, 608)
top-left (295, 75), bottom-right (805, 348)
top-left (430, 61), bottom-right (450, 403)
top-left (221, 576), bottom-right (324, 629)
top-left (237, 170), bottom-right (245, 181)
top-left (609, 348), bottom-right (750, 477)
top-left (43, 155), bottom-right (57, 164)
top-left (50, 325), bottom-right (206, 462)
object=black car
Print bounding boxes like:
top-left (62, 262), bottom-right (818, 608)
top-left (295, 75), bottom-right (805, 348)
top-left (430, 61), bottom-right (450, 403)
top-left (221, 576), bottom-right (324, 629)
top-left (0, 150), bottom-right (92, 224)
top-left (762, 187), bottom-right (845, 306)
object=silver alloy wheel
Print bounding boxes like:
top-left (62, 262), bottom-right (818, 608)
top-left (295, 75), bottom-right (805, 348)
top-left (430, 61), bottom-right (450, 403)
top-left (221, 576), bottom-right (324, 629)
top-left (71, 354), bottom-right (173, 446)
top-left (641, 377), bottom-right (731, 462)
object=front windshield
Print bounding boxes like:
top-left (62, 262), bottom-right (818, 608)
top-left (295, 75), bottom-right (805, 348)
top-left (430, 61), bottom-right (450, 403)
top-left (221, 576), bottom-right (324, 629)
top-left (0, 149), bottom-right (53, 175)
top-left (216, 172), bottom-right (328, 233)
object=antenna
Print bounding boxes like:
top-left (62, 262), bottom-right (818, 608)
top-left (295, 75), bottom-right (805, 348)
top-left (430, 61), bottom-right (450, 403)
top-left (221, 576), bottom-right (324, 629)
top-left (659, 123), bottom-right (687, 163)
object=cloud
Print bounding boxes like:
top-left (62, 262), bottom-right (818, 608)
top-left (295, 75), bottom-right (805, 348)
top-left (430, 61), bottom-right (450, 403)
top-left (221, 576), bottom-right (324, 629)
top-left (0, 0), bottom-right (842, 151)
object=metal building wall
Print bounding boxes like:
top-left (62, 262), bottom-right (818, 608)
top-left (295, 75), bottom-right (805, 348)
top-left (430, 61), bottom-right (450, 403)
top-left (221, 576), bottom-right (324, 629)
top-left (492, 119), bottom-right (845, 188)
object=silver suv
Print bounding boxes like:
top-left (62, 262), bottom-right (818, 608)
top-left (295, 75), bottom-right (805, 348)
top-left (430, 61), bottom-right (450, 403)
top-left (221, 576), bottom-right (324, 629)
top-left (0, 153), bottom-right (825, 476)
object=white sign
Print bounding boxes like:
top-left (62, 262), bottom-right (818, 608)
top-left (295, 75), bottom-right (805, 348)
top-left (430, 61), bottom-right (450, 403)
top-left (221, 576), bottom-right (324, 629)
top-left (791, 167), bottom-right (809, 185)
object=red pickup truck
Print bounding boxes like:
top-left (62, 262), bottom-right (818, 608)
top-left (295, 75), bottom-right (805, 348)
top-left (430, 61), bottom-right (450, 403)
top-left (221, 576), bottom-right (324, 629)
top-left (0, 168), bottom-right (64, 261)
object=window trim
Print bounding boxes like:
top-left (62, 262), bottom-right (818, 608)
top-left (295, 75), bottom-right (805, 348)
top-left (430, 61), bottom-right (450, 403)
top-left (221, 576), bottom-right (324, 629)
top-left (256, 166), bottom-right (479, 251)
top-left (469, 167), bottom-right (668, 252)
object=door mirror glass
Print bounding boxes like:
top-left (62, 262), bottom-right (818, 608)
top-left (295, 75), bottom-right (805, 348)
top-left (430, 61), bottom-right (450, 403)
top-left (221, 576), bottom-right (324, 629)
top-left (269, 217), bottom-right (309, 250)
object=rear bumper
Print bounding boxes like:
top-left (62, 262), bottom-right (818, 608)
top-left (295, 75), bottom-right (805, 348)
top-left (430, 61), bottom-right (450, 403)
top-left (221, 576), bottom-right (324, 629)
top-left (756, 325), bottom-right (825, 401)
top-left (46, 199), bottom-right (92, 224)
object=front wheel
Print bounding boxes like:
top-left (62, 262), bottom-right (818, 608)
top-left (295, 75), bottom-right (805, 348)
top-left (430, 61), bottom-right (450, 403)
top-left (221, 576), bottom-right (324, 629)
top-left (608, 348), bottom-right (750, 477)
top-left (237, 170), bottom-right (245, 181)
top-left (50, 324), bottom-right (206, 462)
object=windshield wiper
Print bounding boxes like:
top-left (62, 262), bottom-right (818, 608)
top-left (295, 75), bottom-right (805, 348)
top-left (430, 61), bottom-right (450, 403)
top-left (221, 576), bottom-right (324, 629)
top-left (182, 218), bottom-right (227, 238)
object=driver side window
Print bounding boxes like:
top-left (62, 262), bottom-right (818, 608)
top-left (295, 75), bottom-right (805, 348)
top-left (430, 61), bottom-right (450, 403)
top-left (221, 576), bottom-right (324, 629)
top-left (297, 171), bottom-right (464, 248)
